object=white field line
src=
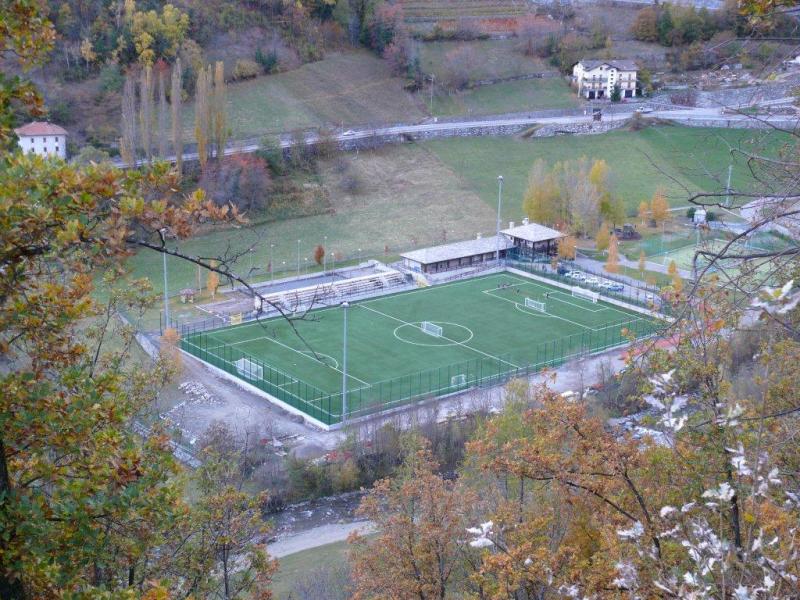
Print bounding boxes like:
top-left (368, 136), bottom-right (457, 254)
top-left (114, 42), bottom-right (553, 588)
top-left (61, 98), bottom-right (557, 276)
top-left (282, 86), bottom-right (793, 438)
top-left (483, 288), bottom-right (647, 334)
top-left (193, 332), bottom-right (371, 389)
top-left (482, 282), bottom-right (607, 314)
top-left (357, 303), bottom-right (521, 370)
top-left (181, 339), bottom-right (334, 415)
top-left (503, 275), bottom-right (611, 313)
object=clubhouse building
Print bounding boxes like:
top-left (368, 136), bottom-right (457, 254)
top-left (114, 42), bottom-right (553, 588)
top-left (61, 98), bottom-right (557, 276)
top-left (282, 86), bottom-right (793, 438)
top-left (400, 219), bottom-right (564, 274)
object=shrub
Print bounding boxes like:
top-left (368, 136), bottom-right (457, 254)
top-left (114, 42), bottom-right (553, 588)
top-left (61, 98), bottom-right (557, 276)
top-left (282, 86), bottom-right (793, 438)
top-left (232, 58), bottom-right (260, 81)
top-left (47, 98), bottom-right (77, 125)
top-left (686, 207), bottom-right (696, 219)
top-left (257, 136), bottom-right (287, 176)
top-left (255, 48), bottom-right (278, 73)
top-left (199, 154), bottom-right (272, 212)
top-left (99, 63), bottom-right (124, 94)
top-left (71, 145), bottom-right (111, 165)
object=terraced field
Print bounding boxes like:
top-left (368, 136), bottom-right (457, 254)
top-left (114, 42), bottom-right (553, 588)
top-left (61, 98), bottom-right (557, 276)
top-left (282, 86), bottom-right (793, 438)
top-left (400, 0), bottom-right (531, 20)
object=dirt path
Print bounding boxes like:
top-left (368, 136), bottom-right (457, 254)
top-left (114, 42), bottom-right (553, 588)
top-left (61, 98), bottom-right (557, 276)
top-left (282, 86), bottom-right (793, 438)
top-left (267, 521), bottom-right (376, 558)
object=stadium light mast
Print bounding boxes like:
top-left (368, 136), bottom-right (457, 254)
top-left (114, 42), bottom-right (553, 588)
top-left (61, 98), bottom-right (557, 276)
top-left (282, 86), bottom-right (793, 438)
top-left (341, 301), bottom-right (349, 425)
top-left (160, 227), bottom-right (169, 332)
top-left (495, 175), bottom-right (504, 263)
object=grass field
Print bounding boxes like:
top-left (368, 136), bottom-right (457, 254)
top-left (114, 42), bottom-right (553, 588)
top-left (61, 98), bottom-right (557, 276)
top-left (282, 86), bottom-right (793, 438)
top-left (184, 51), bottom-right (427, 138)
top-left (270, 540), bottom-right (350, 599)
top-left (420, 39), bottom-right (554, 83)
top-left (121, 126), bottom-right (792, 302)
top-left (181, 272), bottom-right (656, 425)
top-left (432, 78), bottom-right (578, 116)
top-left (424, 126), bottom-right (793, 217)
top-left (646, 236), bottom-right (787, 278)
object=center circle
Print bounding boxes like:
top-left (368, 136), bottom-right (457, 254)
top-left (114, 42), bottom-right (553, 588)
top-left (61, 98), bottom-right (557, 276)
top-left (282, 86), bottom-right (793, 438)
top-left (393, 322), bottom-right (474, 347)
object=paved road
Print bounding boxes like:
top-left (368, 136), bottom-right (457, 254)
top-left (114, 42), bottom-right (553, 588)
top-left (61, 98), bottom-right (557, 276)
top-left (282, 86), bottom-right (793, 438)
top-left (267, 520), bottom-right (375, 558)
top-left (116, 103), bottom-right (800, 168)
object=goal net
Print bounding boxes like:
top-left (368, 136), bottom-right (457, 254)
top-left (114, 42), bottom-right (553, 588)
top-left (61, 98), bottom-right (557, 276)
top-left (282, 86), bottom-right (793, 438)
top-left (451, 374), bottom-right (467, 386)
top-left (572, 287), bottom-right (600, 303)
top-left (421, 321), bottom-right (443, 337)
top-left (524, 298), bottom-right (546, 312)
top-left (235, 357), bottom-right (264, 381)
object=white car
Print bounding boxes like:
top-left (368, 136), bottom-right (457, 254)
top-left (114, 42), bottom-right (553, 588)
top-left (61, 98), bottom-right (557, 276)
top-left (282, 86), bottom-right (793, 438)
top-left (585, 276), bottom-right (600, 285)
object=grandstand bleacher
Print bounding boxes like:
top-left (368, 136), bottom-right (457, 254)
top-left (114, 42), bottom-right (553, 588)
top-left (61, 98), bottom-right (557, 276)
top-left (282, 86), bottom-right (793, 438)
top-left (253, 270), bottom-right (409, 314)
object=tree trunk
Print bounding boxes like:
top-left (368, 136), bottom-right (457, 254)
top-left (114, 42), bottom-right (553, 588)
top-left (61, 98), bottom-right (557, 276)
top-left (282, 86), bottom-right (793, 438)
top-left (0, 438), bottom-right (26, 600)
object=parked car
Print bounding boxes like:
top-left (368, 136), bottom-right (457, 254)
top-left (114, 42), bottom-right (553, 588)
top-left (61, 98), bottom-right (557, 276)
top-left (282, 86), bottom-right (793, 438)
top-left (585, 276), bottom-right (600, 285)
top-left (608, 283), bottom-right (624, 292)
top-left (557, 266), bottom-right (569, 275)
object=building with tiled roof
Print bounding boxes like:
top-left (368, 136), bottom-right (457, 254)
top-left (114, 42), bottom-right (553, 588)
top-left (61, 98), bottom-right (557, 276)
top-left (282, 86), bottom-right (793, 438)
top-left (14, 122), bottom-right (68, 159)
top-left (572, 59), bottom-right (638, 100)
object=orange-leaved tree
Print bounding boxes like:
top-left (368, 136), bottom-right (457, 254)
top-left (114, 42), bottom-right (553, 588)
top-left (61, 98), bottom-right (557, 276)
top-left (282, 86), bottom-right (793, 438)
top-left (0, 4), bottom-right (277, 595)
top-left (349, 439), bottom-right (477, 600)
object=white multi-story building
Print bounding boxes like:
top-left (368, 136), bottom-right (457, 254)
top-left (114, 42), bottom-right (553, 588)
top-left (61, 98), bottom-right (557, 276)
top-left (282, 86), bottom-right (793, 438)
top-left (14, 121), bottom-right (68, 159)
top-left (572, 59), bottom-right (638, 100)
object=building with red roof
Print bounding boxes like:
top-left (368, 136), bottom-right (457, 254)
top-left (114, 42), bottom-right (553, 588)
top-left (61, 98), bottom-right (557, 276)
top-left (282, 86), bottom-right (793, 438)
top-left (14, 121), bottom-right (68, 159)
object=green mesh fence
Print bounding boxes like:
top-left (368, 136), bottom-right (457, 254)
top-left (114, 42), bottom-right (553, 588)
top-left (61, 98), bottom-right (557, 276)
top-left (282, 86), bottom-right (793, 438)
top-left (180, 315), bottom-right (660, 427)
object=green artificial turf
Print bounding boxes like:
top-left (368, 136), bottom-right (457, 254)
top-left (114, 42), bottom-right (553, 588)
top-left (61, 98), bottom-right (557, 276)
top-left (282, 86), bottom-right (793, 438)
top-left (182, 272), bottom-right (655, 424)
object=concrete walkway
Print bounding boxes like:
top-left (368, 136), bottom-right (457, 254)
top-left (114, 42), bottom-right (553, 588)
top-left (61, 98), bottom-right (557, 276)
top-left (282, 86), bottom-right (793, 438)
top-left (267, 521), bottom-right (375, 558)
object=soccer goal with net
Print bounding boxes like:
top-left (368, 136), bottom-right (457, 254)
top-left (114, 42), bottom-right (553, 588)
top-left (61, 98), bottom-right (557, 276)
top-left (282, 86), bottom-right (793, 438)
top-left (420, 321), bottom-right (443, 337)
top-left (572, 287), bottom-right (600, 303)
top-left (524, 298), bottom-right (546, 312)
top-left (235, 357), bottom-right (264, 381)
top-left (450, 374), bottom-right (467, 386)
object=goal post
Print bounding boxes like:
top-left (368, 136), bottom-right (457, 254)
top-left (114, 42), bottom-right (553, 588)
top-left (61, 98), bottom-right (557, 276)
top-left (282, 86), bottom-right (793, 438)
top-left (235, 357), bottom-right (264, 381)
top-left (420, 321), bottom-right (443, 337)
top-left (571, 286), bottom-right (600, 303)
top-left (450, 374), bottom-right (467, 386)
top-left (524, 298), bottom-right (546, 312)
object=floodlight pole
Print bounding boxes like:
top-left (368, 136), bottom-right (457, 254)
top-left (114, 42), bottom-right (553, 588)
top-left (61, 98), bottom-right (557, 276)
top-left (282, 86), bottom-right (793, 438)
top-left (341, 301), bottom-right (349, 425)
top-left (495, 175), bottom-right (504, 264)
top-left (270, 243), bottom-right (275, 283)
top-left (160, 227), bottom-right (169, 331)
top-left (725, 163), bottom-right (732, 208)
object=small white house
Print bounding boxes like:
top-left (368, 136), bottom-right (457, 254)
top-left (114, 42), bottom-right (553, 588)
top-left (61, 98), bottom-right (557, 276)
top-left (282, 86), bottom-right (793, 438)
top-left (14, 122), bottom-right (68, 159)
top-left (693, 208), bottom-right (707, 225)
top-left (572, 59), bottom-right (638, 100)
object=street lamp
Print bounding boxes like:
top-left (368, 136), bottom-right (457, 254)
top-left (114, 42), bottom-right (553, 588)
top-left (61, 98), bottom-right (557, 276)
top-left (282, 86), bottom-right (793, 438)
top-left (160, 227), bottom-right (169, 332)
top-left (428, 73), bottom-right (435, 113)
top-left (357, 248), bottom-right (362, 264)
top-left (341, 301), bottom-right (349, 425)
top-left (323, 235), bottom-right (328, 275)
top-left (304, 257), bottom-right (309, 274)
top-left (495, 175), bottom-right (504, 263)
top-left (270, 243), bottom-right (275, 283)
top-left (296, 239), bottom-right (301, 275)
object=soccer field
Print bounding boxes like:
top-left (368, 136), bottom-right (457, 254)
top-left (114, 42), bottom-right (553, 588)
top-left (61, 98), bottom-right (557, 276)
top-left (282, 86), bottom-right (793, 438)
top-left (649, 238), bottom-right (771, 273)
top-left (181, 272), bottom-right (658, 426)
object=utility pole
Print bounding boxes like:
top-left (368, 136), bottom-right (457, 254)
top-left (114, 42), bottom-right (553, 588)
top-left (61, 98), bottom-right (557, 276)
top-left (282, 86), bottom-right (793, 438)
top-left (161, 227), bottom-right (169, 331)
top-left (270, 243), bottom-right (275, 283)
top-left (495, 175), bottom-right (504, 263)
top-left (341, 301), bottom-right (349, 425)
top-left (725, 163), bottom-right (733, 208)
top-left (429, 74), bottom-right (435, 113)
